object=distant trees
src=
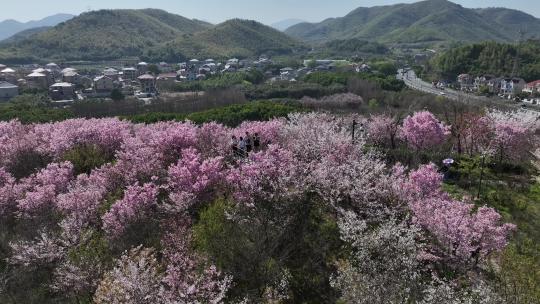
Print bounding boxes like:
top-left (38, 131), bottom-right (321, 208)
top-left (431, 40), bottom-right (540, 82)
top-left (110, 89), bottom-right (125, 101)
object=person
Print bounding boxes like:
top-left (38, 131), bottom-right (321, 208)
top-left (245, 132), bottom-right (252, 153)
top-left (253, 133), bottom-right (261, 151)
top-left (238, 136), bottom-right (247, 157)
top-left (231, 135), bottom-right (238, 155)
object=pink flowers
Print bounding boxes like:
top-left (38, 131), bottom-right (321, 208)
top-left (0, 112), bottom-right (522, 302)
top-left (15, 162), bottom-right (74, 217)
top-left (367, 114), bottom-right (400, 148)
top-left (402, 164), bottom-right (515, 262)
top-left (102, 182), bottom-right (159, 237)
top-left (399, 111), bottom-right (451, 150)
top-left (167, 148), bottom-right (224, 212)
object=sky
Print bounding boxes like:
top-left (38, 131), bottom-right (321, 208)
top-left (1, 0), bottom-right (539, 24)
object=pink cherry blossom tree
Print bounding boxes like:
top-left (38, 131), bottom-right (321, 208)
top-left (399, 111), bottom-right (451, 151)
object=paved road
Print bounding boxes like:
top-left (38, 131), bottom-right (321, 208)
top-left (397, 69), bottom-right (540, 113)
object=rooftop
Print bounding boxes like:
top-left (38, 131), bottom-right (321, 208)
top-left (50, 82), bottom-right (74, 87)
top-left (138, 74), bottom-right (155, 80)
top-left (27, 72), bottom-right (46, 77)
top-left (0, 81), bottom-right (17, 88)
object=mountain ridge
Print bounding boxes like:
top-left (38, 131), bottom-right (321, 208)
top-left (285, 0), bottom-right (540, 45)
top-left (0, 10), bottom-right (305, 62)
top-left (0, 13), bottom-right (75, 41)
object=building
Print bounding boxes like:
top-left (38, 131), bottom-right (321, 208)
top-left (103, 68), bottom-right (119, 80)
top-left (500, 78), bottom-right (526, 96)
top-left (94, 75), bottom-right (114, 92)
top-left (0, 81), bottom-right (19, 101)
top-left (138, 74), bottom-right (156, 94)
top-left (45, 63), bottom-right (60, 71)
top-left (457, 74), bottom-right (474, 91)
top-left (26, 72), bottom-right (49, 89)
top-left (523, 80), bottom-right (540, 95)
top-left (137, 62), bottom-right (149, 75)
top-left (156, 73), bottom-right (177, 91)
top-left (49, 82), bottom-right (75, 100)
top-left (1, 67), bottom-right (17, 83)
top-left (122, 67), bottom-right (138, 81)
top-left (63, 70), bottom-right (80, 85)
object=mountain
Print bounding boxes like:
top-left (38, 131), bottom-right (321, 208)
top-left (0, 11), bottom-right (304, 63)
top-left (1, 27), bottom-right (52, 44)
top-left (271, 19), bottom-right (306, 31)
top-left (0, 14), bottom-right (74, 41)
top-left (146, 19), bottom-right (307, 61)
top-left (285, 0), bottom-right (540, 45)
top-left (0, 9), bottom-right (212, 62)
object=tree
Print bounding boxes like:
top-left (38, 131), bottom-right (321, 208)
top-left (110, 88), bottom-right (124, 101)
top-left (399, 111), bottom-right (450, 151)
top-left (147, 64), bottom-right (161, 75)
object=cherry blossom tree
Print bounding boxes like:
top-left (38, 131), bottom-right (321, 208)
top-left (367, 114), bottom-right (400, 149)
top-left (102, 182), bottom-right (159, 238)
top-left (93, 246), bottom-right (162, 304)
top-left (399, 111), bottom-right (450, 151)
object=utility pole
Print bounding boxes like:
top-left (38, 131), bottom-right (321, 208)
top-left (511, 29), bottom-right (525, 78)
top-left (352, 120), bottom-right (357, 143)
top-left (477, 154), bottom-right (486, 200)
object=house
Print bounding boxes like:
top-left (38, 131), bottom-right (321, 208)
top-left (279, 67), bottom-right (297, 81)
top-left (356, 63), bottom-right (371, 73)
top-left (138, 74), bottom-right (157, 93)
top-left (49, 82), bottom-right (75, 100)
top-left (61, 67), bottom-right (77, 75)
top-left (0, 81), bottom-right (19, 101)
top-left (227, 58), bottom-right (239, 66)
top-left (457, 74), bottom-right (474, 91)
top-left (26, 72), bottom-right (49, 89)
top-left (474, 75), bottom-right (495, 91)
top-left (122, 67), bottom-right (138, 80)
top-left (46, 63), bottom-right (61, 77)
top-left (156, 73), bottom-right (178, 90)
top-left (0, 67), bottom-right (17, 83)
top-left (189, 59), bottom-right (201, 69)
top-left (45, 63), bottom-right (60, 71)
top-left (523, 80), bottom-right (540, 94)
top-left (103, 68), bottom-right (119, 80)
top-left (500, 78), bottom-right (526, 96)
top-left (137, 62), bottom-right (149, 75)
top-left (159, 62), bottom-right (175, 73)
top-left (94, 75), bottom-right (114, 92)
top-left (62, 70), bottom-right (80, 85)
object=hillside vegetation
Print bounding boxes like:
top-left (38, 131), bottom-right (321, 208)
top-left (0, 11), bottom-right (305, 62)
top-left (429, 40), bottom-right (540, 82)
top-left (145, 19), bottom-right (306, 61)
top-left (286, 0), bottom-right (540, 45)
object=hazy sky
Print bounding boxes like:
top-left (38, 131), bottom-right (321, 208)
top-left (2, 0), bottom-right (539, 24)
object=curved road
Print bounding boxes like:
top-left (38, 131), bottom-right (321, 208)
top-left (397, 69), bottom-right (540, 113)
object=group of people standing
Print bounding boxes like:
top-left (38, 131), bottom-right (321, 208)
top-left (231, 132), bottom-right (261, 157)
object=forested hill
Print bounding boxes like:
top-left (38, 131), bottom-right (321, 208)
top-left (429, 40), bottom-right (540, 82)
top-left (285, 0), bottom-right (540, 45)
top-left (0, 10), bottom-right (305, 63)
top-left (145, 19), bottom-right (307, 62)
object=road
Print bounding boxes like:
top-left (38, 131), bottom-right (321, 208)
top-left (397, 69), bottom-right (540, 112)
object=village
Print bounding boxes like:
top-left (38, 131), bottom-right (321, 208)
top-left (456, 74), bottom-right (540, 104)
top-left (0, 57), bottom-right (369, 104)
